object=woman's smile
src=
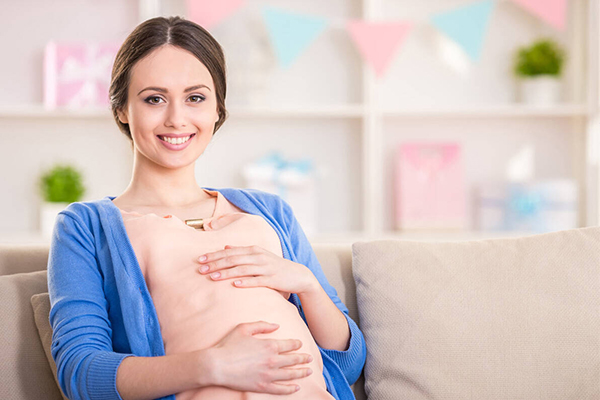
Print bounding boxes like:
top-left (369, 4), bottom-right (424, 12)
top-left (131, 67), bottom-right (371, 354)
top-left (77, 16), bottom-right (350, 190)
top-left (157, 133), bottom-right (196, 150)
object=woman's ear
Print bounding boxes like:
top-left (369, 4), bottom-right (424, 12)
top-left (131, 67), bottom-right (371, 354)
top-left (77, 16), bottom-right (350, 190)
top-left (117, 109), bottom-right (129, 124)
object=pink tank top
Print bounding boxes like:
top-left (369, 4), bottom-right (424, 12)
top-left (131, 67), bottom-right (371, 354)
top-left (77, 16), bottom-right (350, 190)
top-left (118, 189), bottom-right (334, 400)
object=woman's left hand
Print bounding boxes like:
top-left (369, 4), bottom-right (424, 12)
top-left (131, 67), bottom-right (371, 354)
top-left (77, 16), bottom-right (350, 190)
top-left (197, 245), bottom-right (318, 295)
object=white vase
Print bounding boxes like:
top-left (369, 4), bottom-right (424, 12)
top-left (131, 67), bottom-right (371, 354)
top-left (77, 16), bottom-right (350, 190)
top-left (519, 76), bottom-right (562, 106)
top-left (40, 201), bottom-right (70, 239)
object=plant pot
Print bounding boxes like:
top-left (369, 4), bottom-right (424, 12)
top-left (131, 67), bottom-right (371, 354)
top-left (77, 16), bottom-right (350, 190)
top-left (519, 76), bottom-right (562, 106)
top-left (40, 201), bottom-right (70, 239)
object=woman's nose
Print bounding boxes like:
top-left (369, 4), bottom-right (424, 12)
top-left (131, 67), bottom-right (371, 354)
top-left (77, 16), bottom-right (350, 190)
top-left (164, 102), bottom-right (187, 128)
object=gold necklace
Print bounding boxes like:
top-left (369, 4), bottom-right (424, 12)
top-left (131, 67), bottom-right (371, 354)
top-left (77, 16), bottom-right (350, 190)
top-left (184, 218), bottom-right (205, 230)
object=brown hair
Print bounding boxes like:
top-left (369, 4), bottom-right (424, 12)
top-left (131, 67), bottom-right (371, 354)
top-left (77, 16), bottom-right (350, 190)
top-left (109, 16), bottom-right (228, 142)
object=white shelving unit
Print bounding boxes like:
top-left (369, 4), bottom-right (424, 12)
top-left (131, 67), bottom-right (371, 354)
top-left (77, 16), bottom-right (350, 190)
top-left (2, 0), bottom-right (599, 245)
top-left (357, 0), bottom-right (598, 242)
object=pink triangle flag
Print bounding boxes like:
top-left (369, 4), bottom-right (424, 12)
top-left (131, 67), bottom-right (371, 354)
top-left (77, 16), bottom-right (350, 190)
top-left (346, 21), bottom-right (412, 78)
top-left (509, 0), bottom-right (568, 31)
top-left (185, 0), bottom-right (245, 29)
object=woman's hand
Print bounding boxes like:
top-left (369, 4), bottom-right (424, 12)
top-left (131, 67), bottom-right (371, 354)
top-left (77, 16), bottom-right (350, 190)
top-left (197, 245), bottom-right (318, 295)
top-left (204, 321), bottom-right (314, 394)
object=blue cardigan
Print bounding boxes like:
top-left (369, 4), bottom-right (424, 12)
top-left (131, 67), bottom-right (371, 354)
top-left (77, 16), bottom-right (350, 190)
top-left (48, 187), bottom-right (366, 400)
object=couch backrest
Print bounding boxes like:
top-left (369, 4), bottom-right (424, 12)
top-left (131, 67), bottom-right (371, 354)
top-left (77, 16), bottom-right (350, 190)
top-left (312, 243), bottom-right (359, 324)
top-left (0, 244), bottom-right (50, 276)
top-left (0, 242), bottom-right (366, 400)
top-left (0, 243), bottom-right (359, 316)
top-left (0, 243), bottom-right (360, 321)
top-left (0, 270), bottom-right (63, 400)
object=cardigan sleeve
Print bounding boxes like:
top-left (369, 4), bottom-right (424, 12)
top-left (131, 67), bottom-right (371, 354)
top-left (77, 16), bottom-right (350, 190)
top-left (48, 211), bottom-right (133, 400)
top-left (280, 199), bottom-right (367, 386)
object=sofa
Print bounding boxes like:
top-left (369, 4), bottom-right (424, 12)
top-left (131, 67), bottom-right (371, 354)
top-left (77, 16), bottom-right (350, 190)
top-left (1, 226), bottom-right (599, 400)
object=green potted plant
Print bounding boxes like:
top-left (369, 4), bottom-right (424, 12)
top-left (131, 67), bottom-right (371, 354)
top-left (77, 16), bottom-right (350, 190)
top-left (38, 163), bottom-right (86, 238)
top-left (514, 38), bottom-right (566, 105)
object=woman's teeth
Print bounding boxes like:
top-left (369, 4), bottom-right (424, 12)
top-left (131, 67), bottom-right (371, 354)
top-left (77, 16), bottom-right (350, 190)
top-left (159, 135), bottom-right (192, 145)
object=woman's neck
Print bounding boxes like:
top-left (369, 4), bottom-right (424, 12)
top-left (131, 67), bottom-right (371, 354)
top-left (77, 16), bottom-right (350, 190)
top-left (116, 186), bottom-right (211, 209)
top-left (118, 158), bottom-right (211, 208)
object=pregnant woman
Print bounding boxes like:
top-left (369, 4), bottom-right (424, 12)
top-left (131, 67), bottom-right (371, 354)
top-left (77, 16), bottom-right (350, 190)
top-left (47, 16), bottom-right (366, 400)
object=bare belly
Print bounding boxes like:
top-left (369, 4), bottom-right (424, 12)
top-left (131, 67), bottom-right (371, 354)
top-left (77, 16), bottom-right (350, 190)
top-left (152, 267), bottom-right (333, 400)
top-left (121, 210), bottom-right (335, 400)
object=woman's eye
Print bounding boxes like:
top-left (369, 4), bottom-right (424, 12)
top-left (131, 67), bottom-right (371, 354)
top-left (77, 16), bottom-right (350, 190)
top-left (189, 95), bottom-right (206, 103)
top-left (145, 96), bottom-right (164, 105)
top-left (144, 95), bottom-right (204, 104)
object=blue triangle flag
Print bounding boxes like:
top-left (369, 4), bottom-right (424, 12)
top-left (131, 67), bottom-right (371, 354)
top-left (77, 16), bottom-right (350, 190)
top-left (431, 0), bottom-right (495, 62)
top-left (262, 6), bottom-right (328, 68)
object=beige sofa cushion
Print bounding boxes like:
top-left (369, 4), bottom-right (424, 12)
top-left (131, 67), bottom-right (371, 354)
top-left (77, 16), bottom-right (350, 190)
top-left (352, 227), bottom-right (600, 400)
top-left (31, 293), bottom-right (68, 400)
top-left (0, 271), bottom-right (63, 400)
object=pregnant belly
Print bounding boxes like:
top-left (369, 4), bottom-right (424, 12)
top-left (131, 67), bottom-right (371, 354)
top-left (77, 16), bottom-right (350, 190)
top-left (151, 281), bottom-right (334, 400)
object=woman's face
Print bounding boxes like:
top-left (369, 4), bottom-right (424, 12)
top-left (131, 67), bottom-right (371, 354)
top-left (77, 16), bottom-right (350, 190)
top-left (117, 45), bottom-right (220, 169)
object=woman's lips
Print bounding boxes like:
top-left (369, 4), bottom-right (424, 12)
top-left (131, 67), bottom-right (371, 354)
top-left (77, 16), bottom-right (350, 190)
top-left (157, 133), bottom-right (195, 151)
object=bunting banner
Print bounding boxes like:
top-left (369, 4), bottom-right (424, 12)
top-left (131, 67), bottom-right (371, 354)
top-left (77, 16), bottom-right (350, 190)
top-left (431, 0), bottom-right (495, 62)
top-left (184, 0), bottom-right (570, 78)
top-left (346, 21), bottom-right (412, 78)
top-left (185, 0), bottom-right (245, 29)
top-left (508, 0), bottom-right (567, 31)
top-left (261, 6), bottom-right (328, 68)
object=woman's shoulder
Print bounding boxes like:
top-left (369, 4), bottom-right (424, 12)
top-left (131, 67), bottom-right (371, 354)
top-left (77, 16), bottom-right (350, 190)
top-left (207, 186), bottom-right (286, 210)
top-left (56, 197), bottom-right (111, 229)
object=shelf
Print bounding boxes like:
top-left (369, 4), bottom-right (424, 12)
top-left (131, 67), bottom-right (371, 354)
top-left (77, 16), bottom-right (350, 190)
top-left (307, 230), bottom-right (548, 244)
top-left (0, 104), bottom-right (365, 119)
top-left (307, 230), bottom-right (547, 244)
top-left (0, 105), bottom-right (113, 119)
top-left (0, 104), bottom-right (589, 120)
top-left (382, 104), bottom-right (591, 118)
top-left (227, 104), bottom-right (365, 118)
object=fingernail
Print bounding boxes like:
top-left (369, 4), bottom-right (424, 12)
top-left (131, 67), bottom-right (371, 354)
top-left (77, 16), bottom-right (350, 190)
top-left (198, 255), bottom-right (207, 262)
top-left (307, 369), bottom-right (313, 375)
top-left (295, 386), bottom-right (300, 392)
top-left (200, 266), bottom-right (209, 273)
top-left (308, 356), bottom-right (313, 362)
top-left (211, 272), bottom-right (220, 279)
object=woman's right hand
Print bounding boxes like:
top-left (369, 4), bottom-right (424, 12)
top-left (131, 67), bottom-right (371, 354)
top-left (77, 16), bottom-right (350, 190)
top-left (203, 321), bottom-right (314, 394)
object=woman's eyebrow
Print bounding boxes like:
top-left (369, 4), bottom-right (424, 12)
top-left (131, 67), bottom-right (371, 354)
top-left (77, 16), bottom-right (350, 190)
top-left (137, 84), bottom-right (211, 95)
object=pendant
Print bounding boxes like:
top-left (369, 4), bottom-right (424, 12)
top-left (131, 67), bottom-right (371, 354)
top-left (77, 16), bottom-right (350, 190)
top-left (184, 218), bottom-right (205, 230)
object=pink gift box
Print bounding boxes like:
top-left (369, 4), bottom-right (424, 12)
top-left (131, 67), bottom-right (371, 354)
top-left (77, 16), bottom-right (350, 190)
top-left (44, 41), bottom-right (120, 109)
top-left (395, 142), bottom-right (468, 230)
